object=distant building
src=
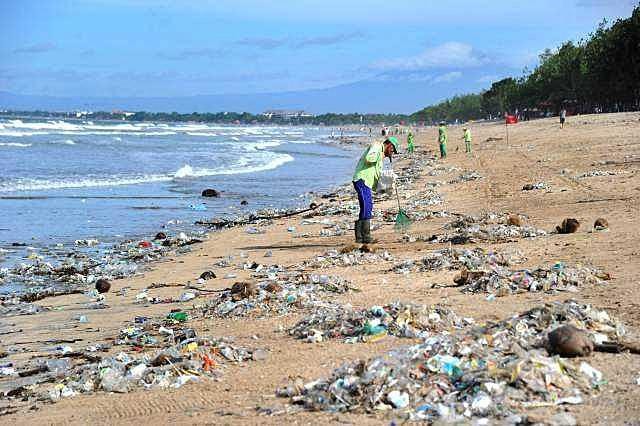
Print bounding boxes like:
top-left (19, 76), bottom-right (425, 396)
top-left (262, 109), bottom-right (313, 120)
top-left (75, 110), bottom-right (93, 118)
top-left (110, 110), bottom-right (135, 120)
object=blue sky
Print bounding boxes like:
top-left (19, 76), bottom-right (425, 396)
top-left (0, 0), bottom-right (637, 112)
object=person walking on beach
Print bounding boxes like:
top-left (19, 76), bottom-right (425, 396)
top-left (437, 121), bottom-right (448, 159)
top-left (560, 108), bottom-right (567, 128)
top-left (462, 127), bottom-right (472, 153)
top-left (352, 136), bottom-right (398, 243)
top-left (407, 131), bottom-right (415, 154)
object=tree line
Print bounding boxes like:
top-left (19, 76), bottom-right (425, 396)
top-left (482, 5), bottom-right (640, 117)
top-left (0, 109), bottom-right (410, 126)
top-left (414, 5), bottom-right (640, 122)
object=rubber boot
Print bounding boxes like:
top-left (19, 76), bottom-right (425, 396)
top-left (354, 220), bottom-right (363, 243)
top-left (361, 219), bottom-right (377, 244)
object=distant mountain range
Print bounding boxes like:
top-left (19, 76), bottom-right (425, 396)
top-left (0, 73), bottom-right (493, 114)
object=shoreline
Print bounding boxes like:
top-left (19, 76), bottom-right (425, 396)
top-left (1, 112), bottom-right (640, 424)
top-left (0, 133), bottom-right (370, 297)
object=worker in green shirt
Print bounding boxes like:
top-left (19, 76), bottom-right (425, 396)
top-left (462, 127), bottom-right (472, 153)
top-left (438, 121), bottom-right (447, 159)
top-left (352, 137), bottom-right (398, 243)
top-left (407, 131), bottom-right (415, 154)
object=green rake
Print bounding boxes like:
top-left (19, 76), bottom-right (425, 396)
top-left (394, 183), bottom-right (412, 231)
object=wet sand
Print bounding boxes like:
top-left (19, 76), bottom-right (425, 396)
top-left (1, 112), bottom-right (640, 425)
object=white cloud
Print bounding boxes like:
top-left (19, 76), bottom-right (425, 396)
top-left (432, 71), bottom-right (463, 84)
top-left (477, 74), bottom-right (499, 84)
top-left (372, 42), bottom-right (489, 71)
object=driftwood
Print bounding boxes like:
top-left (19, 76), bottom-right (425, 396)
top-left (594, 341), bottom-right (640, 355)
top-left (19, 289), bottom-right (84, 303)
top-left (17, 365), bottom-right (48, 378)
top-left (5, 376), bottom-right (56, 397)
top-left (146, 282), bottom-right (224, 294)
top-left (0, 407), bottom-right (19, 417)
top-left (13, 338), bottom-right (83, 346)
top-left (56, 351), bottom-right (102, 362)
top-left (147, 282), bottom-right (185, 289)
top-left (573, 197), bottom-right (632, 205)
top-left (185, 286), bottom-right (225, 293)
top-left (195, 203), bottom-right (321, 228)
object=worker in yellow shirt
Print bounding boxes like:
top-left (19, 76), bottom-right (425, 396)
top-left (462, 127), bottom-right (472, 153)
top-left (352, 137), bottom-right (398, 243)
top-left (437, 122), bottom-right (447, 159)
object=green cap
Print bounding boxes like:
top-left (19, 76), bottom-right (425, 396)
top-left (385, 137), bottom-right (399, 153)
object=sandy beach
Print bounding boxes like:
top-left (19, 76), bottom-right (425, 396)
top-left (2, 112), bottom-right (640, 425)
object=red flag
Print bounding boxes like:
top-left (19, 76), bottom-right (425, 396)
top-left (505, 115), bottom-right (518, 124)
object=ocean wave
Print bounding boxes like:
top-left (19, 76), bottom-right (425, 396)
top-left (172, 153), bottom-right (293, 179)
top-left (1, 119), bottom-right (182, 135)
top-left (249, 141), bottom-right (282, 150)
top-left (57, 130), bottom-right (178, 136)
top-left (288, 139), bottom-right (316, 144)
top-left (186, 132), bottom-right (218, 137)
top-left (5, 119), bottom-right (83, 131)
top-left (0, 175), bottom-right (172, 192)
top-left (0, 120), bottom-right (324, 143)
top-left (173, 164), bottom-right (196, 178)
top-left (0, 130), bottom-right (49, 137)
top-left (214, 154), bottom-right (293, 176)
top-left (0, 153), bottom-right (294, 192)
top-left (0, 142), bottom-right (32, 147)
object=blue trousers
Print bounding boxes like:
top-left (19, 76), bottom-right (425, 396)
top-left (353, 179), bottom-right (373, 220)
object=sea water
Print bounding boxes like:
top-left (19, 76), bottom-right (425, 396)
top-left (0, 118), bottom-right (363, 276)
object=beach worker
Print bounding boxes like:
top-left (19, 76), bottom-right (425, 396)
top-left (407, 131), bottom-right (415, 154)
top-left (462, 127), bottom-right (472, 153)
top-left (352, 136), bottom-right (398, 243)
top-left (560, 108), bottom-right (567, 128)
top-left (437, 121), bottom-right (448, 159)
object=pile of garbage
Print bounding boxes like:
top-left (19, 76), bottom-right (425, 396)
top-left (407, 190), bottom-right (444, 208)
top-left (1, 231), bottom-right (205, 295)
top-left (449, 171), bottom-right (483, 184)
top-left (392, 247), bottom-right (524, 275)
top-left (1, 302), bottom-right (266, 407)
top-left (299, 248), bottom-right (394, 269)
top-left (413, 212), bottom-right (547, 244)
top-left (382, 190), bottom-right (446, 224)
top-left (456, 261), bottom-right (609, 296)
top-left (283, 300), bottom-right (623, 422)
top-left (289, 302), bottom-right (470, 343)
top-left (294, 223), bottom-right (348, 238)
top-left (395, 155), bottom-right (436, 188)
top-left (201, 271), bottom-right (354, 318)
top-left (3, 337), bottom-right (260, 404)
top-left (522, 182), bottom-right (549, 191)
top-left (427, 165), bottom-right (460, 177)
top-left (0, 296), bottom-right (49, 317)
top-left (577, 169), bottom-right (625, 178)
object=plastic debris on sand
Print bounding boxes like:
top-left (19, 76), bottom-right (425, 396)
top-left (282, 300), bottom-right (624, 422)
top-left (289, 301), bottom-right (472, 343)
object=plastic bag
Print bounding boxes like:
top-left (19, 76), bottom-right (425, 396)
top-left (376, 169), bottom-right (397, 194)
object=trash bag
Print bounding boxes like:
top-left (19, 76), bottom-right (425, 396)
top-left (376, 169), bottom-right (397, 194)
